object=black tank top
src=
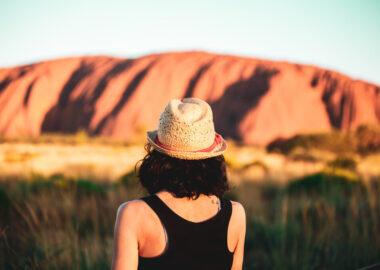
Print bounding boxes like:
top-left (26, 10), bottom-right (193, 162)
top-left (137, 194), bottom-right (234, 270)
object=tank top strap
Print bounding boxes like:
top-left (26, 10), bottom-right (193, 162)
top-left (140, 194), bottom-right (182, 248)
top-left (141, 194), bottom-right (232, 225)
top-left (220, 196), bottom-right (232, 221)
top-left (220, 197), bottom-right (233, 253)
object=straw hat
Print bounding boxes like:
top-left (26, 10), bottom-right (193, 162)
top-left (146, 97), bottom-right (227, 160)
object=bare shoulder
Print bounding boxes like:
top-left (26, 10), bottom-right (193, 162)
top-left (229, 200), bottom-right (246, 269)
top-left (118, 198), bottom-right (147, 211)
top-left (116, 199), bottom-right (149, 227)
top-left (226, 200), bottom-right (246, 255)
top-left (230, 200), bottom-right (247, 225)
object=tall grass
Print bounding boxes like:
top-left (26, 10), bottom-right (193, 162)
top-left (0, 173), bottom-right (145, 269)
top-left (240, 171), bottom-right (379, 270)
top-left (0, 172), bottom-right (379, 269)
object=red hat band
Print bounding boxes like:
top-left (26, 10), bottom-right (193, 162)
top-left (154, 132), bottom-right (223, 153)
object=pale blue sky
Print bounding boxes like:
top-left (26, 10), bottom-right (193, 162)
top-left (0, 0), bottom-right (379, 85)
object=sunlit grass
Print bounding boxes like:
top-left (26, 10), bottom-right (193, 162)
top-left (0, 129), bottom-right (133, 146)
top-left (3, 150), bottom-right (39, 163)
top-left (0, 124), bottom-right (379, 268)
top-left (0, 170), bottom-right (379, 270)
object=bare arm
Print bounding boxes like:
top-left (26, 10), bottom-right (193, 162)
top-left (230, 202), bottom-right (247, 270)
top-left (111, 201), bottom-right (140, 270)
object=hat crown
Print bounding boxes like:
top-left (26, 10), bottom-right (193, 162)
top-left (157, 98), bottom-right (215, 151)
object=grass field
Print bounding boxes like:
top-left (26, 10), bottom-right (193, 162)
top-left (1, 125), bottom-right (379, 269)
top-left (0, 170), bottom-right (379, 270)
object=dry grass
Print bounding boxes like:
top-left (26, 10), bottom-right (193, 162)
top-left (1, 125), bottom-right (379, 269)
top-left (1, 171), bottom-right (379, 269)
top-left (0, 142), bottom-right (145, 181)
top-left (0, 137), bottom-right (379, 184)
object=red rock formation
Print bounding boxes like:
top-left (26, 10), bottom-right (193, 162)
top-left (0, 51), bottom-right (379, 145)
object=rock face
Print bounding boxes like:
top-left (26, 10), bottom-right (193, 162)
top-left (0, 51), bottom-right (379, 145)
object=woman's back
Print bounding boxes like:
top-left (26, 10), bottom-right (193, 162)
top-left (112, 191), bottom-right (245, 270)
top-left (111, 98), bottom-right (246, 270)
top-left (137, 191), bottom-right (235, 270)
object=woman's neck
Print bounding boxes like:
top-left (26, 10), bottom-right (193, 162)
top-left (156, 190), bottom-right (220, 209)
top-left (157, 190), bottom-right (217, 200)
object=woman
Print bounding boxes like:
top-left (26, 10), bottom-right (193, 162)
top-left (111, 97), bottom-right (246, 270)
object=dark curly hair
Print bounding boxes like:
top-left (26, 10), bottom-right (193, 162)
top-left (135, 143), bottom-right (230, 200)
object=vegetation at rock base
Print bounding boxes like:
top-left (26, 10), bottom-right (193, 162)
top-left (266, 123), bottom-right (380, 156)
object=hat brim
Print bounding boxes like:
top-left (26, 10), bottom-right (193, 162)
top-left (146, 130), bottom-right (228, 160)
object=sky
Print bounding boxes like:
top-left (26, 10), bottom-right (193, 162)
top-left (0, 0), bottom-right (379, 85)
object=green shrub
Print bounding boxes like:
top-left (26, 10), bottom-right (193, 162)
top-left (288, 152), bottom-right (318, 162)
top-left (286, 169), bottom-right (366, 201)
top-left (241, 160), bottom-right (269, 173)
top-left (327, 156), bottom-right (357, 171)
top-left (266, 131), bottom-right (355, 155)
top-left (224, 186), bottom-right (239, 201)
top-left (16, 178), bottom-right (54, 196)
top-left (356, 124), bottom-right (380, 154)
top-left (119, 171), bottom-right (139, 188)
top-left (266, 124), bottom-right (380, 156)
top-left (75, 179), bottom-right (106, 197)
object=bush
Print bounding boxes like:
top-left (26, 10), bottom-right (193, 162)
top-left (119, 171), bottom-right (139, 188)
top-left (75, 179), bottom-right (106, 197)
top-left (241, 160), bottom-right (269, 173)
top-left (266, 124), bottom-right (380, 156)
top-left (288, 152), bottom-right (318, 162)
top-left (266, 131), bottom-right (355, 155)
top-left (327, 156), bottom-right (358, 171)
top-left (286, 169), bottom-right (366, 201)
top-left (356, 124), bottom-right (380, 154)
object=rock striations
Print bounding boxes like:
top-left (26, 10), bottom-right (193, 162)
top-left (0, 51), bottom-right (379, 145)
